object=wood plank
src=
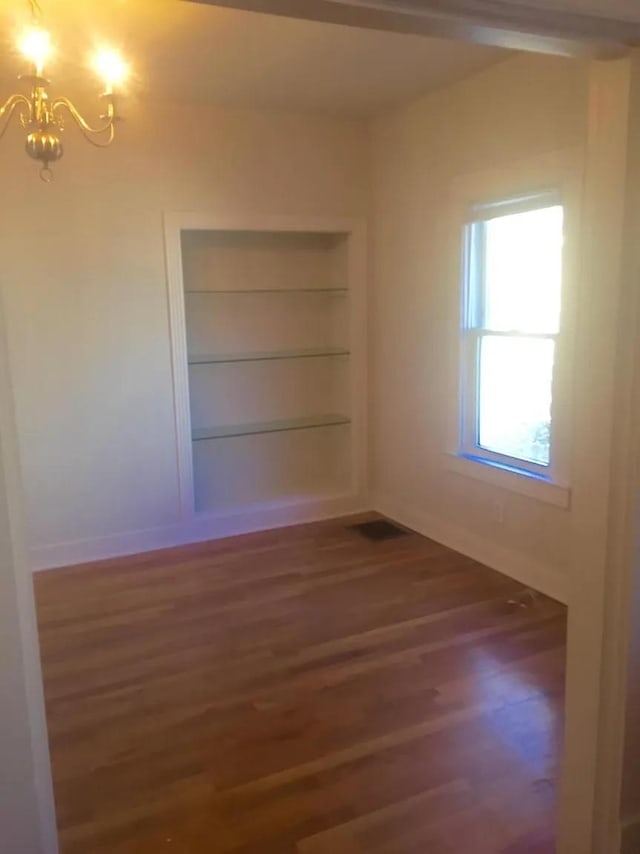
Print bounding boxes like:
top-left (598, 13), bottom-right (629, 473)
top-left (35, 514), bottom-right (566, 853)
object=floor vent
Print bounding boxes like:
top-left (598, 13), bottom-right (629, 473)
top-left (350, 519), bottom-right (409, 541)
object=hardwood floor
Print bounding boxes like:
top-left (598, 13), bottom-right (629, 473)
top-left (35, 515), bottom-right (566, 854)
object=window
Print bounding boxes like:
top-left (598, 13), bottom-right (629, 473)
top-left (459, 193), bottom-right (564, 480)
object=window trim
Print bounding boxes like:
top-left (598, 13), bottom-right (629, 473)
top-left (458, 190), bottom-right (566, 485)
top-left (444, 450), bottom-right (571, 509)
top-left (444, 150), bottom-right (580, 508)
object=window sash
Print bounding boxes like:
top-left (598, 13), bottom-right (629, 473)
top-left (460, 328), bottom-right (557, 477)
top-left (460, 197), bottom-right (563, 478)
top-left (463, 220), bottom-right (562, 336)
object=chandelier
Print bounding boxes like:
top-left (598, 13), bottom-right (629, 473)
top-left (0, 1), bottom-right (129, 181)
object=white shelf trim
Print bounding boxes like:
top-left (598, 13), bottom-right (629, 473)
top-left (185, 286), bottom-right (348, 294)
top-left (163, 211), bottom-right (367, 526)
top-left (188, 347), bottom-right (350, 365)
top-left (192, 414), bottom-right (351, 441)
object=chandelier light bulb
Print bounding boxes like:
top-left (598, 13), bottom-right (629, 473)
top-left (18, 27), bottom-right (53, 75)
top-left (93, 48), bottom-right (128, 94)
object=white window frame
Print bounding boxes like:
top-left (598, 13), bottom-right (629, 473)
top-left (459, 190), bottom-right (565, 484)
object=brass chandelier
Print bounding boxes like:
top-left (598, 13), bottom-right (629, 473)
top-left (0, 0), bottom-right (129, 181)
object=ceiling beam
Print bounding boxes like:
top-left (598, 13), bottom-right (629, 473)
top-left (191, 0), bottom-right (638, 58)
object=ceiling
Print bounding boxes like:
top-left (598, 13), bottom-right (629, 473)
top-left (0, 0), bottom-right (511, 117)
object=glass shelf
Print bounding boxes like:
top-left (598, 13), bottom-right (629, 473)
top-left (188, 347), bottom-right (350, 365)
top-left (185, 287), bottom-right (348, 294)
top-left (192, 414), bottom-right (351, 441)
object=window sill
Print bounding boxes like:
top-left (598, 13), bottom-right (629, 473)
top-left (444, 452), bottom-right (571, 509)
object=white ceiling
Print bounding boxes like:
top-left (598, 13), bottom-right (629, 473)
top-left (0, 0), bottom-right (511, 117)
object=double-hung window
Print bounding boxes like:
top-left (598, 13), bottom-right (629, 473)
top-left (459, 192), bottom-right (564, 480)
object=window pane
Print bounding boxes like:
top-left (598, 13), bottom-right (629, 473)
top-left (483, 205), bottom-right (563, 334)
top-left (478, 336), bottom-right (554, 466)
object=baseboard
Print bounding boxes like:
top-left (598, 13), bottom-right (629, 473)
top-left (374, 492), bottom-right (570, 605)
top-left (33, 490), bottom-right (572, 604)
top-left (621, 814), bottom-right (640, 854)
top-left (31, 493), bottom-right (367, 572)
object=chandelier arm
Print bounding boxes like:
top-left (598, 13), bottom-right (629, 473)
top-left (0, 94), bottom-right (31, 139)
top-left (51, 97), bottom-right (116, 147)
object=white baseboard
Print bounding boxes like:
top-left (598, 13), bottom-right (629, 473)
top-left (32, 489), bottom-right (572, 605)
top-left (374, 492), bottom-right (570, 605)
top-left (621, 814), bottom-right (640, 854)
top-left (31, 493), bottom-right (367, 572)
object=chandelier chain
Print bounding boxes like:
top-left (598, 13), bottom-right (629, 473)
top-left (28, 0), bottom-right (43, 22)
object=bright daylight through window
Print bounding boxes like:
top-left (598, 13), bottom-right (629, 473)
top-left (460, 195), bottom-right (564, 476)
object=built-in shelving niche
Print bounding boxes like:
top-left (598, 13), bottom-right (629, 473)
top-left (180, 228), bottom-right (358, 516)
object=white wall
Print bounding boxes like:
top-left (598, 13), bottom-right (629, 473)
top-left (0, 51), bottom-right (592, 600)
top-left (0, 296), bottom-right (57, 852)
top-left (370, 52), bottom-right (590, 601)
top-left (0, 102), bottom-right (368, 568)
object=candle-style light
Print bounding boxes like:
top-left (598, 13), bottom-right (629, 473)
top-left (0, 1), bottom-right (129, 181)
top-left (93, 48), bottom-right (129, 96)
top-left (18, 27), bottom-right (52, 76)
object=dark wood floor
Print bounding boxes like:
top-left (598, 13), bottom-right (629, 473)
top-left (35, 515), bottom-right (566, 854)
